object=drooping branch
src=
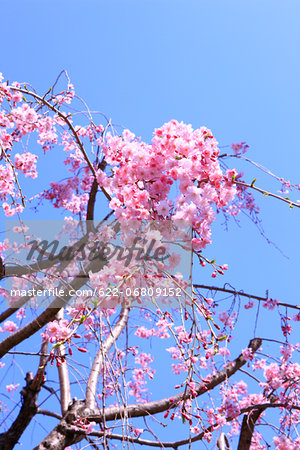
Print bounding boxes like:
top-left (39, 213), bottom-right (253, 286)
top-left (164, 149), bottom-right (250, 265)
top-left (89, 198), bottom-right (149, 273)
top-left (33, 339), bottom-right (261, 450)
top-left (89, 338), bottom-right (262, 422)
top-left (0, 142), bottom-right (25, 207)
top-left (85, 306), bottom-right (130, 409)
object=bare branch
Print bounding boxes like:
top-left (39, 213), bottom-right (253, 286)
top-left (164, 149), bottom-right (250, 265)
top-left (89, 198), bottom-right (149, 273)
top-left (56, 309), bottom-right (71, 415)
top-left (0, 341), bottom-right (48, 449)
top-left (36, 409), bottom-right (62, 420)
top-left (217, 433), bottom-right (231, 450)
top-left (237, 405), bottom-right (267, 450)
top-left (234, 179), bottom-right (300, 209)
top-left (85, 307), bottom-right (130, 409)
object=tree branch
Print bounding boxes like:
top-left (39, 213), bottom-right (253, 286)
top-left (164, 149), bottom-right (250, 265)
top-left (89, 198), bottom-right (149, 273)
top-left (85, 306), bottom-right (130, 409)
top-left (0, 256), bottom-right (4, 280)
top-left (36, 341), bottom-right (300, 450)
top-left (0, 341), bottom-right (48, 450)
top-left (10, 86), bottom-right (96, 178)
top-left (33, 400), bottom-right (86, 450)
top-left (237, 405), bottom-right (267, 450)
top-left (89, 402), bottom-right (299, 448)
top-left (86, 158), bottom-right (107, 230)
top-left (234, 179), bottom-right (300, 209)
top-left (56, 309), bottom-right (71, 415)
top-left (217, 433), bottom-right (231, 450)
top-left (10, 85), bottom-right (112, 202)
top-left (36, 409), bottom-right (62, 420)
top-left (89, 338), bottom-right (262, 422)
top-left (0, 296), bottom-right (32, 324)
top-left (194, 284), bottom-right (300, 311)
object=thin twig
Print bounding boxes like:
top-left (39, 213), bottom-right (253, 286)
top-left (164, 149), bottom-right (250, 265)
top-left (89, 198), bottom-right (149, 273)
top-left (234, 180), bottom-right (300, 208)
top-left (194, 284), bottom-right (300, 311)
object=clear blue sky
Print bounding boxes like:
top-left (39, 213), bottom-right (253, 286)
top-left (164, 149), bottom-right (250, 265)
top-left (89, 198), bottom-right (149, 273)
top-left (1, 0), bottom-right (300, 448)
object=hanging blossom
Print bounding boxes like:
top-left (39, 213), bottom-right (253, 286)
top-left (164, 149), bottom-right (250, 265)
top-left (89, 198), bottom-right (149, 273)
top-left (99, 121), bottom-right (238, 251)
top-left (273, 435), bottom-right (300, 450)
top-left (42, 319), bottom-right (70, 343)
top-left (0, 320), bottom-right (18, 333)
top-left (0, 164), bottom-right (15, 199)
top-left (128, 352), bottom-right (155, 402)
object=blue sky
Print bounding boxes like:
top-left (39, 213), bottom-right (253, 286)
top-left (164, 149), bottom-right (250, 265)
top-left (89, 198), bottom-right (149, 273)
top-left (1, 0), bottom-right (300, 448)
top-left (2, 0), bottom-right (298, 307)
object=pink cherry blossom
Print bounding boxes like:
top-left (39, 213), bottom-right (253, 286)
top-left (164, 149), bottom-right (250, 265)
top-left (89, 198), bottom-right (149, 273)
top-left (6, 383), bottom-right (20, 393)
top-left (1, 320), bottom-right (18, 333)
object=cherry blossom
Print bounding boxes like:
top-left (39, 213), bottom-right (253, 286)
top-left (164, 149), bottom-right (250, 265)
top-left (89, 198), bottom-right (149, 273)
top-left (0, 74), bottom-right (299, 449)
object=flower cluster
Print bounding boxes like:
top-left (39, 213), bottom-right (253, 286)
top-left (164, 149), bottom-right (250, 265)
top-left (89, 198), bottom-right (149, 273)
top-left (14, 152), bottom-right (38, 178)
top-left (101, 121), bottom-right (237, 251)
top-left (128, 352), bottom-right (155, 402)
top-left (42, 319), bottom-right (70, 343)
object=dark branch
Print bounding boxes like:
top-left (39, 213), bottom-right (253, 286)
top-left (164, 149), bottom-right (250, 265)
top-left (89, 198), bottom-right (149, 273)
top-left (237, 405), bottom-right (267, 450)
top-left (194, 284), bottom-right (300, 311)
top-left (0, 342), bottom-right (48, 450)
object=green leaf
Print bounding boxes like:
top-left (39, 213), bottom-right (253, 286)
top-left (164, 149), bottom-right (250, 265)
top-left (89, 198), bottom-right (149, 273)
top-left (251, 178), bottom-right (256, 187)
top-left (218, 335), bottom-right (227, 341)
